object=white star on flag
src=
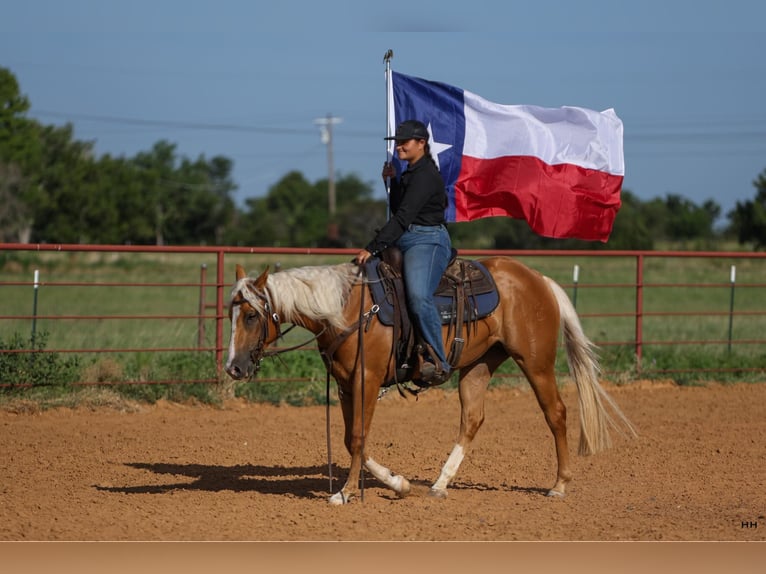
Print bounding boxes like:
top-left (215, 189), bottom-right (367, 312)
top-left (425, 122), bottom-right (452, 171)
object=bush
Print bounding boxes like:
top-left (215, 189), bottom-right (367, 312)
top-left (0, 332), bottom-right (81, 391)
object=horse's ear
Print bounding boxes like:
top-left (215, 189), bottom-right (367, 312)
top-left (235, 264), bottom-right (247, 281)
top-left (254, 266), bottom-right (270, 290)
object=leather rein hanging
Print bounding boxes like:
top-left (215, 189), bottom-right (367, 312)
top-left (318, 270), bottom-right (380, 501)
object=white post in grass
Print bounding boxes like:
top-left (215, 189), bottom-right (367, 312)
top-left (727, 265), bottom-right (736, 354)
top-left (31, 269), bottom-right (40, 345)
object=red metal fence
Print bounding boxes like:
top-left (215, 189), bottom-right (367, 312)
top-left (1, 243), bottom-right (765, 388)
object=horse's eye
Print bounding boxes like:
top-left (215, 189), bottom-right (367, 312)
top-left (245, 311), bottom-right (258, 324)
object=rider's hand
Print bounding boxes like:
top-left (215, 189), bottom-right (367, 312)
top-left (381, 162), bottom-right (395, 180)
top-left (354, 249), bottom-right (372, 265)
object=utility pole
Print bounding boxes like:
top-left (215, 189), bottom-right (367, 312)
top-left (314, 113), bottom-right (342, 242)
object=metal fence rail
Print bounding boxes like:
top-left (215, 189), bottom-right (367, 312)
top-left (1, 243), bottom-right (765, 387)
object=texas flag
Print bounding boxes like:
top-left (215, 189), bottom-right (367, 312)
top-left (386, 71), bottom-right (625, 242)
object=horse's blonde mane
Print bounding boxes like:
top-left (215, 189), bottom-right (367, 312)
top-left (232, 263), bottom-right (359, 330)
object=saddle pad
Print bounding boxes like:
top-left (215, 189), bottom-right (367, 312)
top-left (364, 258), bottom-right (499, 327)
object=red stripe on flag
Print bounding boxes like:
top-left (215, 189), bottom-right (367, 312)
top-left (453, 155), bottom-right (623, 242)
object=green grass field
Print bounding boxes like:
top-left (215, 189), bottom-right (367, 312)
top-left (1, 248), bottom-right (764, 406)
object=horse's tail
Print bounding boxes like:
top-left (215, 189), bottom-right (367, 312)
top-left (545, 277), bottom-right (637, 455)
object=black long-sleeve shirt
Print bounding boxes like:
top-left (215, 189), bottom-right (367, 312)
top-left (365, 156), bottom-right (447, 256)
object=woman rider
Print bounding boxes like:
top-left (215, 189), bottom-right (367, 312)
top-left (355, 120), bottom-right (452, 384)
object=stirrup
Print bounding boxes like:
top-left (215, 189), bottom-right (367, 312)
top-left (419, 362), bottom-right (451, 385)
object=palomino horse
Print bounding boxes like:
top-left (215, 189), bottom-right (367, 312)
top-left (225, 257), bottom-right (636, 505)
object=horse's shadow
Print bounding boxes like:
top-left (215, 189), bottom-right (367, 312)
top-left (95, 462), bottom-right (551, 500)
top-left (94, 462), bottom-right (340, 500)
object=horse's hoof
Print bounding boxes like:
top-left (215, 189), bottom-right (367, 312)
top-left (546, 489), bottom-right (565, 498)
top-left (428, 487), bottom-right (448, 499)
top-left (328, 491), bottom-right (351, 505)
top-left (397, 477), bottom-right (411, 498)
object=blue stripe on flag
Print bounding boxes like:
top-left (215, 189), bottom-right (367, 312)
top-left (392, 72), bottom-right (466, 222)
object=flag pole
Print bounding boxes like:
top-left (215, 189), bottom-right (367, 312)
top-left (383, 49), bottom-right (394, 217)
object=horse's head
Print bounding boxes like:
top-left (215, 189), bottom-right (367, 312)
top-left (225, 264), bottom-right (281, 380)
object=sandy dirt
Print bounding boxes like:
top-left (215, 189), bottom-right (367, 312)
top-left (1, 381), bottom-right (764, 541)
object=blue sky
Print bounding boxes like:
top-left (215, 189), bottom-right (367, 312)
top-left (3, 0), bottom-right (765, 226)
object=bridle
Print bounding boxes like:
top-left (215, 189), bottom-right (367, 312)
top-left (231, 288), bottom-right (325, 375)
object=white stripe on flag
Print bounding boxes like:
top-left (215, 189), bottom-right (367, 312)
top-left (462, 90), bottom-right (624, 175)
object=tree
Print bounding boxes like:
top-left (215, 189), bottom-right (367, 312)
top-left (605, 190), bottom-right (654, 250)
top-left (0, 67), bottom-right (34, 160)
top-left (234, 172), bottom-right (384, 248)
top-left (132, 141), bottom-right (178, 245)
top-left (325, 173), bottom-right (385, 248)
top-left (266, 170), bottom-right (324, 246)
top-left (30, 123), bottom-right (103, 243)
top-left (1, 68), bottom-right (241, 246)
top-left (128, 142), bottom-right (239, 245)
top-left (609, 192), bottom-right (721, 249)
top-left (239, 171), bottom-right (329, 247)
top-left (0, 67), bottom-right (43, 241)
top-left (163, 154), bottom-right (237, 245)
top-left (728, 169), bottom-right (766, 250)
top-left (449, 216), bottom-right (541, 250)
top-left (0, 163), bottom-right (30, 242)
top-left (663, 194), bottom-right (719, 242)
top-left (93, 154), bottom-right (151, 244)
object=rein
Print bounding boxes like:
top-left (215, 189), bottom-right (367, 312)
top-left (356, 273), bottom-right (367, 501)
top-left (320, 271), bottom-right (375, 502)
top-left (262, 325), bottom-right (327, 358)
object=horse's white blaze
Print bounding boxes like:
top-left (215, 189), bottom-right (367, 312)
top-left (431, 444), bottom-right (465, 491)
top-left (225, 305), bottom-right (241, 370)
top-left (365, 457), bottom-right (407, 494)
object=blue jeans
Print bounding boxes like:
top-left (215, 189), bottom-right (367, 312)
top-left (396, 224), bottom-right (452, 372)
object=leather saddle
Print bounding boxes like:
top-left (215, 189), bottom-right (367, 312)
top-left (363, 247), bottom-right (499, 386)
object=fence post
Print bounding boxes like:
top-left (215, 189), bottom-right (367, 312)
top-left (635, 254), bottom-right (644, 372)
top-left (198, 264), bottom-right (207, 349)
top-left (215, 251), bottom-right (225, 373)
top-left (728, 265), bottom-right (736, 354)
top-left (572, 264), bottom-right (580, 308)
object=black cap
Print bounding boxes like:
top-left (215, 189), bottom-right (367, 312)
top-left (384, 119), bottom-right (429, 141)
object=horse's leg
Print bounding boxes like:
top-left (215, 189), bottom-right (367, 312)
top-left (329, 385), bottom-right (362, 505)
top-left (328, 375), bottom-right (408, 504)
top-left (363, 457), bottom-right (411, 498)
top-left (429, 348), bottom-right (505, 498)
top-left (522, 364), bottom-right (573, 497)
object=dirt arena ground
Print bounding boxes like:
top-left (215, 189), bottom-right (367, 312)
top-left (1, 381), bottom-right (764, 541)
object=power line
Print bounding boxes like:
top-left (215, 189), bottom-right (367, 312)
top-left (628, 131), bottom-right (766, 143)
top-left (33, 109), bottom-right (321, 136)
top-left (33, 108), bottom-right (766, 145)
